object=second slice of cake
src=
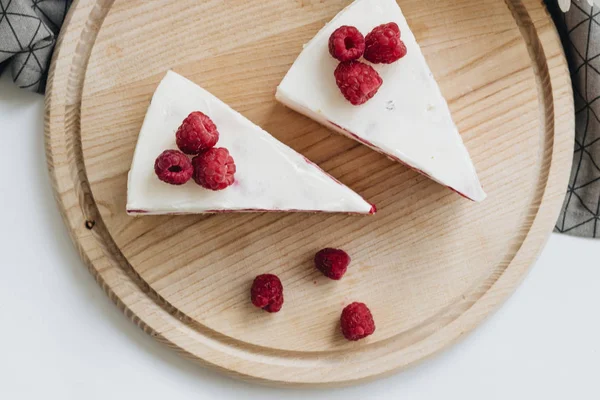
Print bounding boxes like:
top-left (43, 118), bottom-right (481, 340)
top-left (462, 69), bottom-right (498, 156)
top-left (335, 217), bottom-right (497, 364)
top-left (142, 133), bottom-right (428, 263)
top-left (276, 0), bottom-right (486, 202)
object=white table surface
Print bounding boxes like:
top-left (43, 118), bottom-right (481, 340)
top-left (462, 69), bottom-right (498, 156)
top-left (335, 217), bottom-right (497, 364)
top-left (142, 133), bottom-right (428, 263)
top-left (1, 72), bottom-right (599, 399)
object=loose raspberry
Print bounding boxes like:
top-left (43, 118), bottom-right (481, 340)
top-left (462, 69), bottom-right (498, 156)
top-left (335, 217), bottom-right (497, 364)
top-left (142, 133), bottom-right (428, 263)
top-left (192, 147), bottom-right (236, 190)
top-left (364, 22), bottom-right (407, 64)
top-left (175, 111), bottom-right (219, 155)
top-left (154, 150), bottom-right (193, 185)
top-left (334, 61), bottom-right (383, 105)
top-left (340, 302), bottom-right (375, 341)
top-left (314, 248), bottom-right (350, 280)
top-left (251, 274), bottom-right (284, 313)
top-left (328, 25), bottom-right (366, 62)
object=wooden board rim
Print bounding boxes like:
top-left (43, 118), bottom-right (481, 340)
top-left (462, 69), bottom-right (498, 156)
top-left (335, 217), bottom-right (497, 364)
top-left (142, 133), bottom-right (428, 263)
top-left (44, 0), bottom-right (574, 386)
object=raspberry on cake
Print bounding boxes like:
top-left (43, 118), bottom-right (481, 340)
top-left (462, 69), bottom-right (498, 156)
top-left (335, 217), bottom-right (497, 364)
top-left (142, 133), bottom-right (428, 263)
top-left (127, 71), bottom-right (375, 215)
top-left (276, 0), bottom-right (486, 202)
top-left (364, 22), bottom-right (407, 64)
top-left (334, 61), bottom-right (383, 106)
top-left (328, 25), bottom-right (365, 62)
top-left (251, 274), bottom-right (284, 313)
top-left (176, 111), bottom-right (219, 155)
top-left (314, 248), bottom-right (350, 280)
top-left (192, 147), bottom-right (236, 190)
top-left (340, 302), bottom-right (375, 341)
top-left (154, 149), bottom-right (194, 185)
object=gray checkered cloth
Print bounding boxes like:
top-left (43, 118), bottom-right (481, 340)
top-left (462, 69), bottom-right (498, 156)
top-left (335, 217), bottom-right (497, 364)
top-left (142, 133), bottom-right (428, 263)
top-left (547, 1), bottom-right (600, 237)
top-left (1, 0), bottom-right (598, 237)
top-left (0, 0), bottom-right (70, 93)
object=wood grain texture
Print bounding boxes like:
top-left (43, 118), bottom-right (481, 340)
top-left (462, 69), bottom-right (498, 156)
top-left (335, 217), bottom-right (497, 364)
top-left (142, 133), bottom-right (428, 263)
top-left (45, 0), bottom-right (574, 386)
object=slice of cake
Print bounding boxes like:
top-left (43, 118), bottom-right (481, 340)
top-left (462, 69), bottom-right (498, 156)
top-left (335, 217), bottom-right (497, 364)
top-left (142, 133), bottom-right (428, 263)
top-left (127, 71), bottom-right (374, 215)
top-left (276, 0), bottom-right (486, 201)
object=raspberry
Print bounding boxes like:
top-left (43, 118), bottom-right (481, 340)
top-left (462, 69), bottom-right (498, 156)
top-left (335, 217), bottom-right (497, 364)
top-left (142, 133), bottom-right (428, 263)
top-left (334, 61), bottom-right (383, 105)
top-left (175, 111), bottom-right (219, 155)
top-left (154, 150), bottom-right (193, 185)
top-left (314, 248), bottom-right (350, 280)
top-left (364, 22), bottom-right (407, 64)
top-left (192, 147), bottom-right (236, 190)
top-left (340, 302), bottom-right (375, 341)
top-left (251, 274), bottom-right (284, 313)
top-left (328, 25), bottom-right (365, 62)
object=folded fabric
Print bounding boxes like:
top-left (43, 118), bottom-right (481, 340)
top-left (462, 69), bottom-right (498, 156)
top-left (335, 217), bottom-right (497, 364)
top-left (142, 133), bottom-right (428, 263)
top-left (0, 0), bottom-right (71, 93)
top-left (547, 1), bottom-right (600, 238)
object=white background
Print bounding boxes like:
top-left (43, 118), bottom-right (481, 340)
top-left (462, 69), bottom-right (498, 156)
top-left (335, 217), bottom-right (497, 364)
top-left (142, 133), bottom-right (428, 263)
top-left (1, 73), bottom-right (599, 399)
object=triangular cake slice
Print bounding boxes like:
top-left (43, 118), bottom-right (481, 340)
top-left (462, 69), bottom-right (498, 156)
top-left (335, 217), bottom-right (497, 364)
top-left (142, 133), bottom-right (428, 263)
top-left (127, 71), bottom-right (374, 215)
top-left (276, 0), bottom-right (486, 201)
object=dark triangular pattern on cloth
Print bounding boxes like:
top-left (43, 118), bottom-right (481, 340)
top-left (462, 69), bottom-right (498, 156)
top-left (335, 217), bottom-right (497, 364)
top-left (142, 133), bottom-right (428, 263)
top-left (548, 0), bottom-right (600, 237)
top-left (0, 0), bottom-right (71, 93)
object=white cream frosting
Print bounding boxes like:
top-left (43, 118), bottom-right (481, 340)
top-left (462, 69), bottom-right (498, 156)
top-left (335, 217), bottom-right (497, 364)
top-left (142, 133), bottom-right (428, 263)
top-left (127, 71), bottom-right (374, 215)
top-left (276, 0), bottom-right (486, 201)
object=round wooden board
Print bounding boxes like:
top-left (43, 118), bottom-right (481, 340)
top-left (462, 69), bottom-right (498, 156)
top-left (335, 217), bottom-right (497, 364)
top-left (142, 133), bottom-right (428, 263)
top-left (46, 0), bottom-right (574, 386)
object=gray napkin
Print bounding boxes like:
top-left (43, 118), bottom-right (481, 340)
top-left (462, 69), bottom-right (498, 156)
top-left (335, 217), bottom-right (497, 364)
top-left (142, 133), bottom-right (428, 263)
top-left (547, 1), bottom-right (600, 237)
top-left (0, 0), bottom-right (71, 93)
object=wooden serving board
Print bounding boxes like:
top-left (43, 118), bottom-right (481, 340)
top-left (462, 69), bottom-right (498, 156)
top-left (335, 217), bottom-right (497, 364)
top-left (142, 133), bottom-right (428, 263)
top-left (45, 0), bottom-right (574, 386)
